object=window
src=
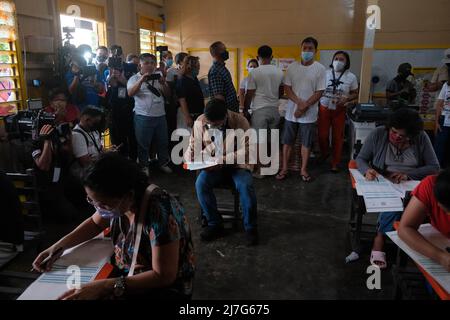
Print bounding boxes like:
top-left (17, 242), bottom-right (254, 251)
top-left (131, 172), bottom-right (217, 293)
top-left (138, 16), bottom-right (165, 62)
top-left (60, 14), bottom-right (105, 50)
top-left (0, 1), bottom-right (25, 116)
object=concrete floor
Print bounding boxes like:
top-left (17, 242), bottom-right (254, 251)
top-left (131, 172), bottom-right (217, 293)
top-left (1, 159), bottom-right (400, 300)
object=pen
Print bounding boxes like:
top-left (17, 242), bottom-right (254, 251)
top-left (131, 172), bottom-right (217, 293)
top-left (30, 247), bottom-right (63, 272)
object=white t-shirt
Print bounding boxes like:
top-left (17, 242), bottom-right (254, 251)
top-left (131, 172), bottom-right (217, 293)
top-left (247, 65), bottom-right (284, 111)
top-left (72, 124), bottom-right (103, 159)
top-left (438, 83), bottom-right (450, 126)
top-left (127, 72), bottom-right (166, 117)
top-left (284, 61), bottom-right (326, 123)
top-left (166, 67), bottom-right (180, 82)
top-left (320, 69), bottom-right (359, 110)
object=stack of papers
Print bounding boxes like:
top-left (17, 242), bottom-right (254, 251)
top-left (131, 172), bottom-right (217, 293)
top-left (387, 224), bottom-right (450, 293)
top-left (349, 169), bottom-right (420, 213)
top-left (18, 238), bottom-right (114, 300)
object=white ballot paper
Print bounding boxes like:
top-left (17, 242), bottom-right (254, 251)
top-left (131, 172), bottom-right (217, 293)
top-left (18, 238), bottom-right (114, 300)
top-left (387, 224), bottom-right (450, 294)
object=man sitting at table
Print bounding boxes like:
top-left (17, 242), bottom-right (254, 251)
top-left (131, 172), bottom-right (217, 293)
top-left (356, 108), bottom-right (440, 269)
top-left (399, 169), bottom-right (450, 272)
top-left (184, 99), bottom-right (258, 246)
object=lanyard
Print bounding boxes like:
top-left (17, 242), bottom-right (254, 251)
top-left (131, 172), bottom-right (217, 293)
top-left (330, 69), bottom-right (346, 94)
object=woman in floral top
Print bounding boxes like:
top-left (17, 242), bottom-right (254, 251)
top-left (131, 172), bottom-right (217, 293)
top-left (32, 153), bottom-right (195, 300)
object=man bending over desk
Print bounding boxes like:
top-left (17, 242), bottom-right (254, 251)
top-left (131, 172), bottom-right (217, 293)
top-left (399, 169), bottom-right (450, 272)
top-left (356, 108), bottom-right (440, 269)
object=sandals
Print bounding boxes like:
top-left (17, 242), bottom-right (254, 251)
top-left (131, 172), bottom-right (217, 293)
top-left (301, 174), bottom-right (313, 183)
top-left (370, 250), bottom-right (387, 269)
top-left (276, 170), bottom-right (289, 180)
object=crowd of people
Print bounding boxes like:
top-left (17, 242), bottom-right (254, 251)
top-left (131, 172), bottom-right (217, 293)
top-left (25, 38), bottom-right (450, 299)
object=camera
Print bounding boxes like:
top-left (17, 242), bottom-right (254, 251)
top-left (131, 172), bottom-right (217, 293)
top-left (81, 65), bottom-right (97, 78)
top-left (147, 73), bottom-right (161, 81)
top-left (108, 57), bottom-right (123, 70)
top-left (35, 112), bottom-right (71, 145)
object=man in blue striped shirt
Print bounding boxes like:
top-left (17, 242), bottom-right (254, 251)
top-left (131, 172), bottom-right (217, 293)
top-left (208, 41), bottom-right (239, 112)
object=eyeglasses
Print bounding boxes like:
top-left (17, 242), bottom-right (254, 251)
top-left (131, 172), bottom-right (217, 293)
top-left (86, 195), bottom-right (117, 211)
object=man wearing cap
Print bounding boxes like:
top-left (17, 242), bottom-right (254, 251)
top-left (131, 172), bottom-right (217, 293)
top-left (386, 63), bottom-right (417, 106)
top-left (426, 48), bottom-right (450, 93)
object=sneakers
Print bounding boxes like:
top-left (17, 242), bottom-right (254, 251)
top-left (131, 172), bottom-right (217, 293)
top-left (245, 229), bottom-right (259, 246)
top-left (160, 165), bottom-right (173, 174)
top-left (200, 225), bottom-right (225, 242)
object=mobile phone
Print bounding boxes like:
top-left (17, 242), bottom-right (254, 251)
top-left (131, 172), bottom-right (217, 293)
top-left (148, 73), bottom-right (161, 81)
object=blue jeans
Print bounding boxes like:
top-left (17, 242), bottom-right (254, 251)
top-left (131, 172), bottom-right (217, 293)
top-left (195, 169), bottom-right (257, 231)
top-left (134, 114), bottom-right (169, 167)
top-left (377, 211), bottom-right (402, 234)
top-left (434, 116), bottom-right (450, 167)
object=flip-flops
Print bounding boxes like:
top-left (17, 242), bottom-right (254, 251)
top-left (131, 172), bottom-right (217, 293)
top-left (276, 170), bottom-right (289, 180)
top-left (370, 250), bottom-right (387, 269)
top-left (301, 174), bottom-right (313, 183)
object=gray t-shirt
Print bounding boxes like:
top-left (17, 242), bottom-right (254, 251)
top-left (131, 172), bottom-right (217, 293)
top-left (127, 72), bottom-right (166, 117)
top-left (385, 143), bottom-right (418, 174)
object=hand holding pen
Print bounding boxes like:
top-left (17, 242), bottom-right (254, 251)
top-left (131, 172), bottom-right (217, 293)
top-left (31, 246), bottom-right (64, 273)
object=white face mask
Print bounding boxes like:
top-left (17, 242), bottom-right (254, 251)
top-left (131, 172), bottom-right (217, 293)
top-left (333, 60), bottom-right (345, 72)
top-left (247, 67), bottom-right (254, 72)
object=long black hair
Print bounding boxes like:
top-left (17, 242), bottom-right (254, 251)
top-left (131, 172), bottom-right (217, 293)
top-left (83, 153), bottom-right (149, 206)
top-left (330, 51), bottom-right (351, 71)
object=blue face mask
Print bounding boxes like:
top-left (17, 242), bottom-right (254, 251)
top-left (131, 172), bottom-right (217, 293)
top-left (95, 205), bottom-right (122, 219)
top-left (302, 51), bottom-right (314, 62)
top-left (166, 59), bottom-right (174, 68)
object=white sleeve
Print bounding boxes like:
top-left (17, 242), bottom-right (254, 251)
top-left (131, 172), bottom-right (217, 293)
top-left (350, 74), bottom-right (359, 91)
top-left (72, 132), bottom-right (88, 158)
top-left (127, 76), bottom-right (137, 92)
top-left (438, 84), bottom-right (447, 100)
top-left (246, 73), bottom-right (256, 90)
top-left (283, 66), bottom-right (293, 86)
top-left (316, 66), bottom-right (327, 91)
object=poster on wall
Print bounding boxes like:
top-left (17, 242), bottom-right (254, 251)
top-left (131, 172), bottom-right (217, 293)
top-left (413, 68), bottom-right (437, 114)
top-left (279, 58), bottom-right (295, 72)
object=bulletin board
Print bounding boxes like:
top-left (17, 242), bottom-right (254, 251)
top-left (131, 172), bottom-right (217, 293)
top-left (187, 48), bottom-right (239, 91)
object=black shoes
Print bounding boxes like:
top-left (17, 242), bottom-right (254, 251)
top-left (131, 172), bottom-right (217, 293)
top-left (200, 225), bottom-right (225, 242)
top-left (245, 229), bottom-right (259, 246)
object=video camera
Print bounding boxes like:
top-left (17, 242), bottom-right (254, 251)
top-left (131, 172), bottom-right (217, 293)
top-left (34, 111), bottom-right (71, 145)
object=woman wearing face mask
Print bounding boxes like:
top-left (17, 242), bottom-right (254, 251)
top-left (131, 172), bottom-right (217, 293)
top-left (175, 55), bottom-right (205, 131)
top-left (239, 59), bottom-right (259, 115)
top-left (356, 108), bottom-right (440, 269)
top-left (45, 87), bottom-right (80, 127)
top-left (318, 51), bottom-right (359, 172)
top-left (32, 153), bottom-right (195, 300)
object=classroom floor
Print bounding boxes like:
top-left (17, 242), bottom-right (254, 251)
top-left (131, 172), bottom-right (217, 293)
top-left (1, 153), bottom-right (408, 300)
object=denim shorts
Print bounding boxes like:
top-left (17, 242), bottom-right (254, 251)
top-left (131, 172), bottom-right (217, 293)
top-left (281, 120), bottom-right (316, 148)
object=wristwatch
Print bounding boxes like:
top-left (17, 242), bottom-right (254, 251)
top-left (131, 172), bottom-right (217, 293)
top-left (113, 276), bottom-right (127, 298)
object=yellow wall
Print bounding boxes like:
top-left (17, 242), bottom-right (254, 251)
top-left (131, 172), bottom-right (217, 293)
top-left (165, 0), bottom-right (450, 83)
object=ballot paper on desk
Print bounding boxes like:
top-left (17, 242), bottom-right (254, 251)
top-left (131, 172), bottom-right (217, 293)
top-left (387, 224), bottom-right (450, 293)
top-left (184, 155), bottom-right (219, 171)
top-left (18, 238), bottom-right (114, 300)
top-left (349, 169), bottom-right (405, 212)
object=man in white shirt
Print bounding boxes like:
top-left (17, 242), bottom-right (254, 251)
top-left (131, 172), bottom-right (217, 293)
top-left (244, 45), bottom-right (284, 177)
top-left (71, 107), bottom-right (104, 179)
top-left (277, 37), bottom-right (326, 182)
top-left (128, 53), bottom-right (172, 175)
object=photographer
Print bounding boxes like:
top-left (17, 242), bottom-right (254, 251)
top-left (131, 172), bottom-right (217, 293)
top-left (44, 87), bottom-right (79, 128)
top-left (70, 107), bottom-right (106, 180)
top-left (106, 61), bottom-right (137, 161)
top-left (32, 114), bottom-right (86, 221)
top-left (65, 52), bottom-right (105, 111)
top-left (127, 53), bottom-right (172, 175)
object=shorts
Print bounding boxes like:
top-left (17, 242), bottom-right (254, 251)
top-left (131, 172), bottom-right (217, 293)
top-left (251, 107), bottom-right (280, 144)
top-left (281, 120), bottom-right (316, 149)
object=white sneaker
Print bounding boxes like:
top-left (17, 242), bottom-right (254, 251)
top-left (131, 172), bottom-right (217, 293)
top-left (142, 167), bottom-right (149, 177)
top-left (160, 165), bottom-right (173, 174)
